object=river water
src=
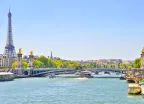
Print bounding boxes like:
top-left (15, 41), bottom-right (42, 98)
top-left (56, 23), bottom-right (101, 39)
top-left (0, 77), bottom-right (143, 104)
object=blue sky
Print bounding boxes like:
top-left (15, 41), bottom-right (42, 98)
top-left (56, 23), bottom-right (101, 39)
top-left (0, 0), bottom-right (144, 60)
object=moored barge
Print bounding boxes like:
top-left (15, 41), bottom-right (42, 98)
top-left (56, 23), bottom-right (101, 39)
top-left (0, 72), bottom-right (14, 81)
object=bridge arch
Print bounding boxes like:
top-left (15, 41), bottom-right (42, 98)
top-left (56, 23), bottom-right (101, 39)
top-left (24, 71), bottom-right (28, 75)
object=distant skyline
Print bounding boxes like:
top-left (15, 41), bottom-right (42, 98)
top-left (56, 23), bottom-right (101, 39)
top-left (0, 0), bottom-right (144, 60)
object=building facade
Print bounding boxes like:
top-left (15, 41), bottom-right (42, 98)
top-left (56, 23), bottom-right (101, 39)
top-left (0, 54), bottom-right (15, 67)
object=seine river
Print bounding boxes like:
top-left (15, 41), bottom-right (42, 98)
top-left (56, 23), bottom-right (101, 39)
top-left (0, 77), bottom-right (143, 104)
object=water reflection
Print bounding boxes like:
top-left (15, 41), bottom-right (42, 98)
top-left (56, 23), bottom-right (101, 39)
top-left (128, 94), bottom-right (142, 98)
top-left (74, 78), bottom-right (88, 80)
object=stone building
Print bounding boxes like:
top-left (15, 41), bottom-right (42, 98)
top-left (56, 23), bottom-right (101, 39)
top-left (0, 54), bottom-right (15, 67)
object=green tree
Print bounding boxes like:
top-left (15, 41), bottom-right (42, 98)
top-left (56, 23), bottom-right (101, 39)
top-left (12, 60), bottom-right (28, 68)
top-left (134, 58), bottom-right (141, 68)
top-left (83, 63), bottom-right (91, 68)
top-left (96, 64), bottom-right (101, 68)
top-left (127, 64), bottom-right (132, 69)
top-left (33, 60), bottom-right (44, 68)
top-left (90, 63), bottom-right (96, 68)
top-left (53, 59), bottom-right (64, 68)
top-left (111, 64), bottom-right (117, 69)
top-left (120, 63), bottom-right (126, 69)
top-left (37, 56), bottom-right (48, 67)
top-left (48, 59), bottom-right (57, 68)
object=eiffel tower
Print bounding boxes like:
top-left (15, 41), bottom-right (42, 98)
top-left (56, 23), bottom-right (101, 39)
top-left (4, 8), bottom-right (16, 58)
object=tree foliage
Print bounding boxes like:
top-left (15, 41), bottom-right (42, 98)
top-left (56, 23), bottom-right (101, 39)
top-left (12, 60), bottom-right (28, 68)
top-left (134, 58), bottom-right (141, 68)
top-left (37, 56), bottom-right (49, 67)
top-left (48, 59), bottom-right (57, 68)
top-left (11, 55), bottom-right (141, 70)
top-left (33, 60), bottom-right (44, 68)
top-left (53, 59), bottom-right (64, 68)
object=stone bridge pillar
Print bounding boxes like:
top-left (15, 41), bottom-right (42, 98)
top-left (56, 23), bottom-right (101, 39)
top-left (25, 50), bottom-right (34, 76)
top-left (16, 48), bottom-right (23, 75)
top-left (141, 48), bottom-right (144, 69)
top-left (28, 50), bottom-right (34, 69)
top-left (28, 55), bottom-right (34, 69)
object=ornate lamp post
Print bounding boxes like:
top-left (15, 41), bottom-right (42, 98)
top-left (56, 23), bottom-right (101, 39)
top-left (28, 50), bottom-right (34, 69)
top-left (17, 48), bottom-right (23, 75)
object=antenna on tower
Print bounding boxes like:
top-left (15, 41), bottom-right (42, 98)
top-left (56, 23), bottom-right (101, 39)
top-left (9, 6), bottom-right (10, 13)
top-left (50, 51), bottom-right (53, 60)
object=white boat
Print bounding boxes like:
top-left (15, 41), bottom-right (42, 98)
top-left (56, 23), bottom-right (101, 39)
top-left (48, 73), bottom-right (56, 78)
top-left (75, 71), bottom-right (94, 78)
top-left (94, 71), bottom-right (121, 78)
top-left (0, 72), bottom-right (14, 81)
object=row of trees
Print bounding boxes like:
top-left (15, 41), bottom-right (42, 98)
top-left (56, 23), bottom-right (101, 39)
top-left (11, 56), bottom-right (142, 69)
top-left (12, 56), bottom-right (81, 69)
top-left (118, 57), bottom-right (141, 69)
top-left (79, 58), bottom-right (141, 69)
top-left (82, 63), bottom-right (133, 69)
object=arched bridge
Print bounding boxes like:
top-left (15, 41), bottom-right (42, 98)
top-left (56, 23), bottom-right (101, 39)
top-left (12, 68), bottom-right (76, 77)
top-left (11, 68), bottom-right (131, 77)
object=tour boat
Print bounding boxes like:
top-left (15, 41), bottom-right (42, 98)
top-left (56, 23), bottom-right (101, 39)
top-left (48, 73), bottom-right (56, 78)
top-left (94, 71), bottom-right (121, 78)
top-left (0, 72), bottom-right (14, 81)
top-left (75, 71), bottom-right (94, 78)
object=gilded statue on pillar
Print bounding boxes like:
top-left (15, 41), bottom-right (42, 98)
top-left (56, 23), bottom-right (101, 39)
top-left (18, 48), bottom-right (22, 54)
top-left (30, 50), bottom-right (33, 55)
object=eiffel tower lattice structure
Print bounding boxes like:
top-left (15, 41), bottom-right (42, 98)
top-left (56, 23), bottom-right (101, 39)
top-left (4, 8), bottom-right (16, 58)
